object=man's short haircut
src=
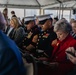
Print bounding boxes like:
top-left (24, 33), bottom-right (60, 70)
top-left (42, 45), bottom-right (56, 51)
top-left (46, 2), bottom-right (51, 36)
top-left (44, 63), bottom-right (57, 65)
top-left (11, 11), bottom-right (15, 14)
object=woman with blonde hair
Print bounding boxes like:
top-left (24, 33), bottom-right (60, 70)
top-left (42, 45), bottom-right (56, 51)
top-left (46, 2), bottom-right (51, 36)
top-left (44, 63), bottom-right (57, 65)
top-left (7, 17), bottom-right (25, 45)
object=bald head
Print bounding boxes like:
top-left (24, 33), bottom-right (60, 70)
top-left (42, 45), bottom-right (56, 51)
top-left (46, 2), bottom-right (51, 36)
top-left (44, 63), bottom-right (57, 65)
top-left (0, 11), bottom-right (6, 30)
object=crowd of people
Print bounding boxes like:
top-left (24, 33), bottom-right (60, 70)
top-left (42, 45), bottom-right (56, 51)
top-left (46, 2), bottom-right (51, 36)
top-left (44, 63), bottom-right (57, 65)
top-left (1, 8), bottom-right (76, 75)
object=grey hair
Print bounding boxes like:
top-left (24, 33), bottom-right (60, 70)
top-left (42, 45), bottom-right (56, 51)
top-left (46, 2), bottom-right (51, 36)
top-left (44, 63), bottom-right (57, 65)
top-left (54, 19), bottom-right (72, 33)
top-left (0, 11), bottom-right (6, 31)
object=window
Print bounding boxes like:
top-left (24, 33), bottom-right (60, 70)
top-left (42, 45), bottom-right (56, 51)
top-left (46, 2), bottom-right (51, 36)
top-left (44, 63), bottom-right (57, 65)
top-left (8, 8), bottom-right (24, 20)
top-left (44, 10), bottom-right (58, 18)
top-left (26, 9), bottom-right (39, 16)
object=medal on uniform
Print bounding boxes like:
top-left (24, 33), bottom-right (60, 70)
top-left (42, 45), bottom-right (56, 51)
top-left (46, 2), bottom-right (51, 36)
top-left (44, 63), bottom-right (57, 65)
top-left (27, 32), bottom-right (33, 38)
top-left (43, 33), bottom-right (49, 38)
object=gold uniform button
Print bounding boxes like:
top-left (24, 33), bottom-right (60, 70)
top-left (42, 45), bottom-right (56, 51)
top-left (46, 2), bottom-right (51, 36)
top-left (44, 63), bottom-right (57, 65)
top-left (42, 34), bottom-right (43, 36)
top-left (39, 36), bottom-right (41, 38)
top-left (44, 32), bottom-right (46, 34)
top-left (38, 39), bottom-right (40, 41)
top-left (22, 40), bottom-right (24, 42)
top-left (37, 43), bottom-right (38, 45)
top-left (23, 46), bottom-right (26, 48)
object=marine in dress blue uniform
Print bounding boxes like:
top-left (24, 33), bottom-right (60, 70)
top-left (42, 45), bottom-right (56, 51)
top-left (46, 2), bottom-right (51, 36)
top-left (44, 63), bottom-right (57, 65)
top-left (19, 16), bottom-right (40, 53)
top-left (35, 15), bottom-right (57, 58)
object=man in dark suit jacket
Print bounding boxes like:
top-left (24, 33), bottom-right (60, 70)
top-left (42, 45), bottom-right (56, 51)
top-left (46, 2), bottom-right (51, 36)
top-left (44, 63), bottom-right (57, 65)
top-left (0, 11), bottom-right (26, 75)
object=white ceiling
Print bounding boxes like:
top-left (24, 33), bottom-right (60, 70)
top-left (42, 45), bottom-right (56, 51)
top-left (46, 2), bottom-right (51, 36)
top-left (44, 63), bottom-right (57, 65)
top-left (0, 0), bottom-right (76, 9)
